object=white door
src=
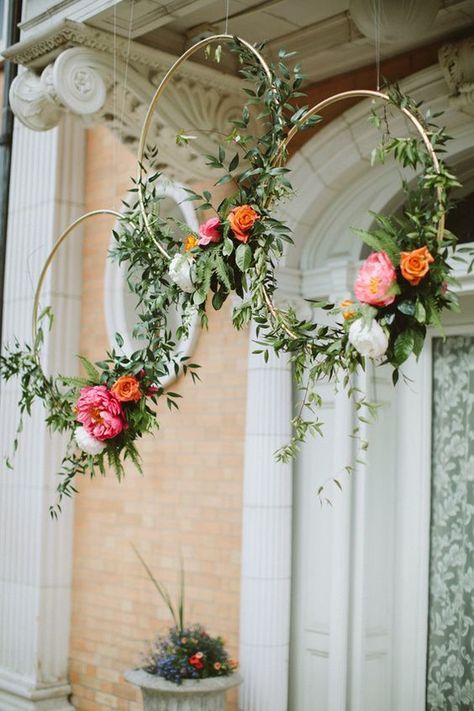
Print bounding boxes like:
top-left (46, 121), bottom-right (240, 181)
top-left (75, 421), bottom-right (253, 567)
top-left (289, 295), bottom-right (474, 711)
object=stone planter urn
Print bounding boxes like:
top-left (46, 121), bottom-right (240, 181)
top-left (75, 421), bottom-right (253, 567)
top-left (125, 668), bottom-right (242, 710)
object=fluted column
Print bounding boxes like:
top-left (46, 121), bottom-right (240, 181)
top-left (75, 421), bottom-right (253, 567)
top-left (326, 388), bottom-right (354, 711)
top-left (239, 322), bottom-right (293, 711)
top-left (326, 260), bottom-right (357, 711)
top-left (0, 112), bottom-right (85, 709)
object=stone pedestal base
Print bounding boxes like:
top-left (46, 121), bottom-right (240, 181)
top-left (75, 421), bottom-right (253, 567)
top-left (0, 670), bottom-right (73, 711)
top-left (125, 669), bottom-right (242, 711)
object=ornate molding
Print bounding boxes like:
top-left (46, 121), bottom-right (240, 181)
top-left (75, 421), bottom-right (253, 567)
top-left (19, 0), bottom-right (213, 40)
top-left (439, 36), bottom-right (474, 114)
top-left (5, 21), bottom-right (250, 181)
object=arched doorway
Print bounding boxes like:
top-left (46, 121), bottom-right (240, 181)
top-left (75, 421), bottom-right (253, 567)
top-left (286, 66), bottom-right (474, 711)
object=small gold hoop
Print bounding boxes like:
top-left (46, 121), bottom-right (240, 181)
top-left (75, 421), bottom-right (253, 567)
top-left (262, 89), bottom-right (446, 338)
top-left (32, 209), bottom-right (123, 343)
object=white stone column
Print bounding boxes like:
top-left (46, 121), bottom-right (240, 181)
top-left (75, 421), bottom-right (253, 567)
top-left (326, 388), bottom-right (354, 711)
top-left (0, 113), bottom-right (85, 710)
top-left (239, 322), bottom-right (293, 711)
top-left (325, 260), bottom-right (357, 711)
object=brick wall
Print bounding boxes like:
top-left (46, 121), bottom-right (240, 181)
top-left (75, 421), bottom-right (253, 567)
top-left (69, 126), bottom-right (247, 710)
top-left (288, 40), bottom-right (441, 156)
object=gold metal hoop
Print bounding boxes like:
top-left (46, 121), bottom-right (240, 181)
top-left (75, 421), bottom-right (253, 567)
top-left (32, 209), bottom-right (123, 343)
top-left (276, 89), bottom-right (445, 242)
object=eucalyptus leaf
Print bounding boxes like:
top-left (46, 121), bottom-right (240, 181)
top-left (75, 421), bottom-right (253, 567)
top-left (235, 243), bottom-right (252, 272)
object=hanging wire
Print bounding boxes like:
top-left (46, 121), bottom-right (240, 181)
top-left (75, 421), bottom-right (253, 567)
top-left (120, 0), bottom-right (135, 139)
top-left (373, 0), bottom-right (381, 90)
top-left (112, 1), bottom-right (118, 206)
top-left (224, 0), bottom-right (230, 35)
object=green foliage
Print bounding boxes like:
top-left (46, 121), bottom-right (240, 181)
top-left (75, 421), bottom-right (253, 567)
top-left (0, 38), bottom-right (465, 510)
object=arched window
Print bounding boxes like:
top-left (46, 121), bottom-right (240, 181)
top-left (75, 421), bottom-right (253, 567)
top-left (104, 182), bottom-right (200, 388)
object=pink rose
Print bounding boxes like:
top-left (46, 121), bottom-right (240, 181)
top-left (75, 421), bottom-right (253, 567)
top-left (354, 251), bottom-right (397, 307)
top-left (198, 217), bottom-right (221, 246)
top-left (75, 385), bottom-right (126, 441)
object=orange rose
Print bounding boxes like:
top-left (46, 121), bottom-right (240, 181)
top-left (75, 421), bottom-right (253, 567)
top-left (228, 205), bottom-right (259, 243)
top-left (400, 246), bottom-right (434, 286)
top-left (184, 234), bottom-right (198, 252)
top-left (111, 375), bottom-right (141, 403)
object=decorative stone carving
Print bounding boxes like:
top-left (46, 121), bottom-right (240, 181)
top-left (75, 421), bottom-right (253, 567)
top-left (8, 69), bottom-right (63, 131)
top-left (5, 21), bottom-right (252, 181)
top-left (439, 36), bottom-right (474, 114)
top-left (10, 47), bottom-right (108, 132)
top-left (48, 48), bottom-right (107, 115)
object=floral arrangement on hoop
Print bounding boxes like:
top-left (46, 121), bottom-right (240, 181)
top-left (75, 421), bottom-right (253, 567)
top-left (0, 36), bottom-right (468, 512)
top-left (133, 548), bottom-right (238, 685)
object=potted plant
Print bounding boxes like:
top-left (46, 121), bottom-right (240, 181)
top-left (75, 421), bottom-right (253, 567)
top-left (125, 548), bottom-right (242, 710)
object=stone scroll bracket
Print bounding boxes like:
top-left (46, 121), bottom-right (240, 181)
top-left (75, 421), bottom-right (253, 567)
top-left (5, 20), bottom-right (254, 182)
top-left (439, 36), bottom-right (474, 117)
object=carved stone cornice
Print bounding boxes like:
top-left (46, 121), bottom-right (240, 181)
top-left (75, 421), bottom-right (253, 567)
top-left (439, 36), bottom-right (474, 116)
top-left (4, 21), bottom-right (250, 181)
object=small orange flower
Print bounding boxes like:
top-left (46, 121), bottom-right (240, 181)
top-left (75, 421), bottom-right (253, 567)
top-left (184, 234), bottom-right (198, 252)
top-left (340, 299), bottom-right (356, 320)
top-left (229, 659), bottom-right (239, 670)
top-left (214, 662), bottom-right (222, 671)
top-left (228, 205), bottom-right (259, 243)
top-left (400, 246), bottom-right (434, 286)
top-left (111, 375), bottom-right (141, 403)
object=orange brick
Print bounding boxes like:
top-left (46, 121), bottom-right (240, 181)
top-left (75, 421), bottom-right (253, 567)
top-left (70, 127), bottom-right (245, 711)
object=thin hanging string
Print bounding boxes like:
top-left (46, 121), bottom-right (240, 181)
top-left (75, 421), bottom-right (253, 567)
top-left (373, 0), bottom-right (381, 90)
top-left (224, 0), bottom-right (230, 35)
top-left (119, 0), bottom-right (135, 153)
top-left (112, 2), bottom-right (118, 207)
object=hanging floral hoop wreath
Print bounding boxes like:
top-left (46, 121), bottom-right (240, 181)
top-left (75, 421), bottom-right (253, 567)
top-left (1, 35), bottom-right (464, 513)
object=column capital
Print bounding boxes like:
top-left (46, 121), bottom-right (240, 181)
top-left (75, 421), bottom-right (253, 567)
top-left (10, 47), bottom-right (107, 131)
top-left (5, 20), bottom-right (255, 181)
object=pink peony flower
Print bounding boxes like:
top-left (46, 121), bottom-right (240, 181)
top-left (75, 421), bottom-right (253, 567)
top-left (75, 385), bottom-right (126, 441)
top-left (354, 251), bottom-right (397, 307)
top-left (198, 217), bottom-right (222, 246)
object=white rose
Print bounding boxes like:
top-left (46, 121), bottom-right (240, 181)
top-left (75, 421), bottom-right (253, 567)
top-left (74, 427), bottom-right (107, 456)
top-left (348, 318), bottom-right (388, 358)
top-left (168, 254), bottom-right (195, 293)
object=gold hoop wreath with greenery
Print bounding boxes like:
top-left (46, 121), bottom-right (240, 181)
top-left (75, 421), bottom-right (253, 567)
top-left (1, 35), bottom-right (467, 515)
